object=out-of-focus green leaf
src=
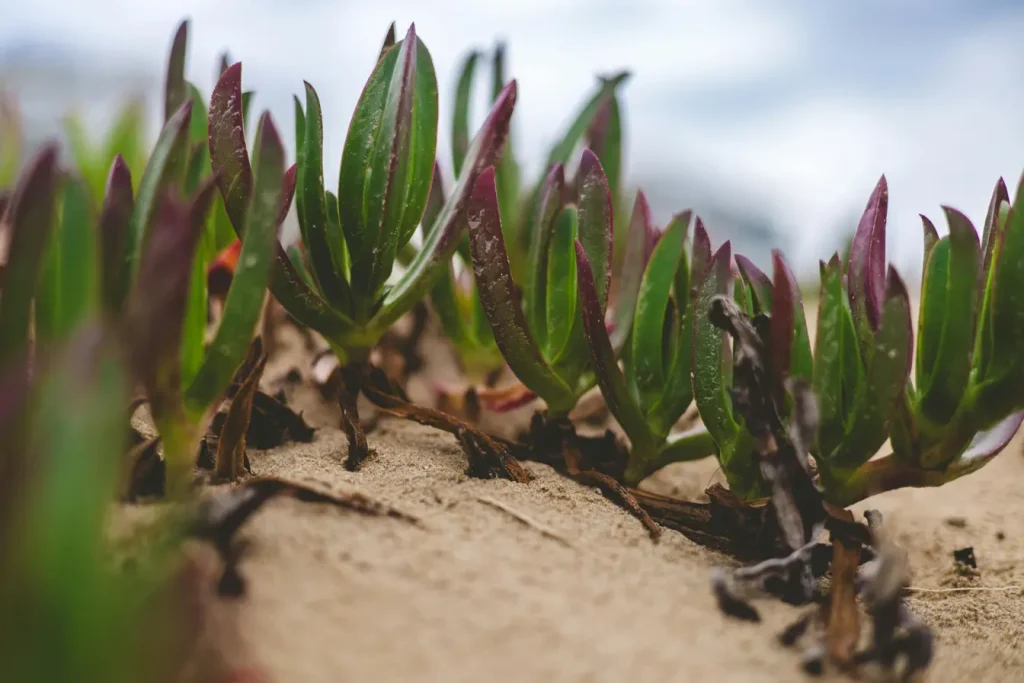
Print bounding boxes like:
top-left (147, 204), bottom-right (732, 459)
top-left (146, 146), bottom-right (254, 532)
top-left (451, 50), bottom-right (480, 178)
top-left (544, 72), bottom-right (629, 169)
top-left (814, 255), bottom-right (855, 458)
top-left (0, 97), bottom-right (19, 187)
top-left (37, 175), bottom-right (96, 344)
top-left (97, 156), bottom-right (134, 314)
top-left (164, 20), bottom-right (189, 122)
top-left (525, 164), bottom-right (566, 349)
top-left (734, 254), bottom-right (772, 314)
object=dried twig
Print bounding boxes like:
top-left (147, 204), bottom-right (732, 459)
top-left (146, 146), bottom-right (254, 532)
top-left (475, 495), bottom-right (575, 548)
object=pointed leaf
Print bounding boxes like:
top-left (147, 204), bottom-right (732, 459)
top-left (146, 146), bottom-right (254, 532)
top-left (916, 237), bottom-right (948, 391)
top-left (164, 21), bottom-right (189, 122)
top-left (375, 81), bottom-right (517, 331)
top-left (771, 250), bottom-right (813, 383)
top-left (297, 82), bottom-right (351, 308)
top-left (981, 178), bottom-right (1008, 283)
top-left (543, 206), bottom-right (579, 361)
top-left (0, 145), bottom-right (59, 369)
top-left (340, 25), bottom-right (439, 305)
top-left (451, 50), bottom-right (480, 178)
top-left (917, 209), bottom-right (980, 424)
top-left (735, 254), bottom-right (772, 314)
top-left (576, 148), bottom-right (613, 311)
top-left (209, 63), bottom-right (354, 342)
top-left (920, 214), bottom-right (939, 275)
top-left (122, 181), bottom-right (215, 417)
top-left (629, 211), bottom-right (688, 410)
top-left (97, 157), bottom-right (134, 316)
top-left (36, 175), bottom-right (96, 344)
top-left (185, 115), bottom-right (285, 415)
top-left (827, 267), bottom-right (912, 472)
top-left (585, 89), bottom-right (623, 208)
top-left (982, 173), bottom-right (1024, 391)
top-left (378, 22), bottom-right (397, 61)
top-left (544, 72), bottom-right (629, 169)
top-left (128, 100), bottom-right (193, 284)
top-left (690, 217), bottom-right (712, 288)
top-left (525, 164), bottom-right (566, 348)
top-left (466, 168), bottom-right (574, 410)
top-left (813, 256), bottom-right (854, 458)
top-left (692, 243), bottom-right (739, 447)
top-left (575, 240), bottom-right (654, 453)
top-left (846, 175), bottom-right (888, 337)
top-left (610, 190), bottom-right (654, 350)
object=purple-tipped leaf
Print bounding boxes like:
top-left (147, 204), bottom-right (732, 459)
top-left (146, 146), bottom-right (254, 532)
top-left (378, 22), bottom-right (397, 61)
top-left (122, 180), bottom-right (216, 417)
top-left (575, 149), bottom-right (613, 312)
top-left (690, 217), bottom-right (712, 291)
top-left (208, 63), bottom-right (354, 340)
top-left (466, 168), bottom-right (574, 410)
top-left (164, 20), bottom-right (189, 122)
top-left (846, 175), bottom-right (888, 334)
top-left (735, 254), bottom-right (772, 314)
top-left (949, 410), bottom-right (1024, 479)
top-left (98, 155), bottom-right (135, 313)
top-left (0, 144), bottom-right (59, 369)
top-left (771, 250), bottom-right (814, 383)
top-left (920, 214), bottom-right (939, 275)
top-left (610, 189), bottom-right (655, 351)
top-left (575, 240), bottom-right (653, 448)
top-left (981, 177), bottom-right (1009, 282)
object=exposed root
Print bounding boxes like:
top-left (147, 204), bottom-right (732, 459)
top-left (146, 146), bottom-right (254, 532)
top-left (337, 364), bottom-right (369, 471)
top-left (189, 476), bottom-right (419, 598)
top-left (361, 365), bottom-right (532, 483)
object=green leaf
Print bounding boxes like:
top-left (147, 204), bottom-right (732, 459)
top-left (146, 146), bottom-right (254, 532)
top-left (813, 255), bottom-right (854, 458)
top-left (575, 149), bottom-right (613, 311)
top-left (827, 267), bottom-right (912, 473)
top-left (629, 211), bottom-right (688, 410)
top-left (375, 81), bottom-right (517, 333)
top-left (340, 25), bottom-right (439, 307)
top-left (584, 89), bottom-right (623, 210)
top-left (209, 64), bottom-right (355, 344)
top-left (466, 167), bottom-right (574, 411)
top-left (293, 95), bottom-right (305, 156)
top-left (917, 215), bottom-right (979, 423)
top-left (734, 254), bottom-right (772, 314)
top-left (543, 206), bottom-right (579, 361)
top-left (692, 242), bottom-right (739, 448)
top-left (610, 190), bottom-right (653, 351)
top-left (164, 20), bottom-right (189, 122)
top-left (0, 145), bottom-right (59, 370)
top-left (544, 72), bottom-right (629, 169)
top-left (986, 174), bottom-right (1024, 387)
top-left (127, 100), bottom-right (193, 288)
top-left (525, 164), bottom-right (566, 350)
top-left (575, 239), bottom-right (655, 460)
top-left (297, 82), bottom-right (351, 309)
top-left (185, 114), bottom-right (285, 415)
top-left (451, 50), bottom-right (480, 178)
top-left (36, 175), bottom-right (96, 345)
top-left (178, 229), bottom-right (207, 390)
top-left (378, 22), bottom-right (397, 61)
top-left (920, 214), bottom-right (939, 276)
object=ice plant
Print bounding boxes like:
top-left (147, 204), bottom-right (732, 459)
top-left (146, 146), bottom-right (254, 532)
top-left (63, 100), bottom-right (147, 203)
top-left (696, 175), bottom-right (1024, 506)
top-left (466, 149), bottom-right (613, 422)
top-left (208, 24), bottom-right (517, 469)
top-left (575, 208), bottom-right (718, 485)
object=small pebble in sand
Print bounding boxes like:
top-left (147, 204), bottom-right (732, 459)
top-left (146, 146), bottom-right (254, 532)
top-left (944, 516), bottom-right (968, 528)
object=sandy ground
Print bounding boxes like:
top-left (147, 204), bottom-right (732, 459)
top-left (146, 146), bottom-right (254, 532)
top-left (196, 385), bottom-right (1023, 681)
top-left (175, 294), bottom-right (1024, 682)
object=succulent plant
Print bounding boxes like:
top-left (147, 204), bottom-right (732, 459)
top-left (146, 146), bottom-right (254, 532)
top-left (466, 149), bottom-right (614, 420)
top-left (575, 207), bottom-right (718, 485)
top-left (696, 175), bottom-right (1024, 505)
top-left (207, 24), bottom-right (517, 468)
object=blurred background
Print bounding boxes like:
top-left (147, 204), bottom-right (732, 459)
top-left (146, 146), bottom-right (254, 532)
top-left (2, 0), bottom-right (1022, 282)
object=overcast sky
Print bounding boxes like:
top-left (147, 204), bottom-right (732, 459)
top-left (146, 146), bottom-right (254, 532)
top-left (2, 0), bottom-right (1023, 279)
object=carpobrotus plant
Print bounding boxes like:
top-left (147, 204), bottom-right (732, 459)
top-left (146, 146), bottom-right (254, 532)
top-left (696, 175), bottom-right (1024, 506)
top-left (208, 24), bottom-right (518, 471)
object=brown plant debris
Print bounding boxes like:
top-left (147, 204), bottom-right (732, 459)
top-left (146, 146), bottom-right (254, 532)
top-left (361, 364), bottom-right (532, 483)
top-left (188, 476), bottom-right (420, 598)
top-left (214, 340), bottom-right (268, 482)
top-left (474, 495), bottom-right (575, 549)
